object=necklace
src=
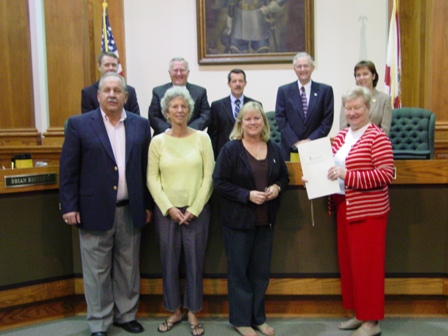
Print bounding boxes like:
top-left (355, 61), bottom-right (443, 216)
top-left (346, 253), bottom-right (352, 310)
top-left (243, 139), bottom-right (265, 160)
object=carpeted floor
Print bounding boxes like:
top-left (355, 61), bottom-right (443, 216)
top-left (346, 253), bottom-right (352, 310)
top-left (1, 317), bottom-right (448, 336)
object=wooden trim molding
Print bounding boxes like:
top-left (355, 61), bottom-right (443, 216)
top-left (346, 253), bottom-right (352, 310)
top-left (0, 279), bottom-right (75, 309)
top-left (2, 277), bottom-right (446, 311)
top-left (1, 277), bottom-right (447, 331)
top-left (0, 130), bottom-right (42, 146)
top-left (0, 146), bottom-right (61, 169)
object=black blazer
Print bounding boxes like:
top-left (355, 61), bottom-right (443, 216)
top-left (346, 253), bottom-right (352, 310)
top-left (213, 140), bottom-right (289, 229)
top-left (59, 109), bottom-right (152, 231)
top-left (148, 82), bottom-right (211, 135)
top-left (81, 81), bottom-right (140, 115)
top-left (207, 96), bottom-right (260, 159)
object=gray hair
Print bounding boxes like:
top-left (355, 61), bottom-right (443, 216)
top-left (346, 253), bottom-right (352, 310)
top-left (168, 57), bottom-right (189, 71)
top-left (230, 101), bottom-right (270, 142)
top-left (98, 73), bottom-right (128, 93)
top-left (293, 52), bottom-right (314, 66)
top-left (342, 86), bottom-right (372, 109)
top-left (161, 87), bottom-right (195, 122)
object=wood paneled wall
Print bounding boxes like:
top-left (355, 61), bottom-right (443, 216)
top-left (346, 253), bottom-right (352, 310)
top-left (426, 0), bottom-right (448, 154)
top-left (43, 0), bottom-right (126, 145)
top-left (0, 0), bottom-right (40, 145)
top-left (399, 0), bottom-right (448, 158)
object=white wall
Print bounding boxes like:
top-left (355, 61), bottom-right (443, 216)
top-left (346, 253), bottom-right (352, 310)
top-left (124, 0), bottom-right (388, 136)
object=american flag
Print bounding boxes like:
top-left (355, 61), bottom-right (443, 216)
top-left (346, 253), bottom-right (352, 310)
top-left (102, 1), bottom-right (123, 75)
top-left (384, 0), bottom-right (401, 108)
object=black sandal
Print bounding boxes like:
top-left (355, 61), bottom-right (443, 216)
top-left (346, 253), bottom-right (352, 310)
top-left (190, 323), bottom-right (205, 336)
top-left (157, 319), bottom-right (181, 333)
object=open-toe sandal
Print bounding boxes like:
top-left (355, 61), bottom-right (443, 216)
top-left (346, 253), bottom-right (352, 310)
top-left (254, 323), bottom-right (275, 336)
top-left (157, 319), bottom-right (181, 333)
top-left (190, 323), bottom-right (205, 336)
top-left (234, 326), bottom-right (257, 336)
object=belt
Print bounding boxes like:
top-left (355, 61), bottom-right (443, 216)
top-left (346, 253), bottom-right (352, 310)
top-left (116, 199), bottom-right (129, 207)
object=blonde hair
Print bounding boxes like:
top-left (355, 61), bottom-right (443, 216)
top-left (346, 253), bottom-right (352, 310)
top-left (229, 101), bottom-right (270, 142)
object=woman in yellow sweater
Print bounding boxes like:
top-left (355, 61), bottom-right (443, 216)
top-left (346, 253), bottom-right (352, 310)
top-left (147, 87), bottom-right (214, 336)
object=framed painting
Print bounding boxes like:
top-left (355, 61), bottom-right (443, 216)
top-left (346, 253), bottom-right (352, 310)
top-left (196, 0), bottom-right (314, 65)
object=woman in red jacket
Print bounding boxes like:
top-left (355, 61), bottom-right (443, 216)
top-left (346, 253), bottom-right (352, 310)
top-left (329, 86), bottom-right (394, 336)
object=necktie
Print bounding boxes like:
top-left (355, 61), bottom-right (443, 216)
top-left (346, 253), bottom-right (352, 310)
top-left (233, 99), bottom-right (241, 119)
top-left (301, 86), bottom-right (308, 117)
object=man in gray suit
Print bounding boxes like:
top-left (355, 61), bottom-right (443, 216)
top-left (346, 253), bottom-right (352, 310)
top-left (60, 73), bottom-right (152, 336)
top-left (148, 57), bottom-right (211, 135)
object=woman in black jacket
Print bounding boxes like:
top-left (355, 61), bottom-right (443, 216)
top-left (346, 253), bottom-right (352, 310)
top-left (213, 101), bottom-right (289, 336)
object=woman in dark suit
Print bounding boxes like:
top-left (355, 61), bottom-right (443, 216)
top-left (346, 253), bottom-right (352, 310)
top-left (213, 101), bottom-right (289, 336)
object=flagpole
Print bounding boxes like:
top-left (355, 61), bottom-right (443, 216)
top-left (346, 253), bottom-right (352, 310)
top-left (385, 0), bottom-right (401, 108)
top-left (102, 1), bottom-right (109, 52)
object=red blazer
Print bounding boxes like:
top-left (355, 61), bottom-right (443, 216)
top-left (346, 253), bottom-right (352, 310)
top-left (332, 124), bottom-right (394, 222)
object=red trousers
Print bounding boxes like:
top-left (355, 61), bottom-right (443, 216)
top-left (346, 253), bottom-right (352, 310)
top-left (334, 194), bottom-right (387, 321)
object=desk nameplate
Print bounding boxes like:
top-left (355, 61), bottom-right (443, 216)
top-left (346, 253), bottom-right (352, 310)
top-left (0, 166), bottom-right (59, 194)
top-left (4, 173), bottom-right (57, 188)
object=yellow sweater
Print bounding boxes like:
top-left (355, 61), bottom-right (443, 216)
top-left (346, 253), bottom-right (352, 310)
top-left (147, 130), bottom-right (214, 217)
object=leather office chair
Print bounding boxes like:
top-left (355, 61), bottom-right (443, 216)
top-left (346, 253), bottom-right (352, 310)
top-left (265, 111), bottom-right (281, 147)
top-left (64, 119), bottom-right (69, 135)
top-left (389, 108), bottom-right (436, 159)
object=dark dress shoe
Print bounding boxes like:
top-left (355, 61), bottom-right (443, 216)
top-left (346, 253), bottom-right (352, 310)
top-left (113, 320), bottom-right (144, 333)
top-left (91, 333), bottom-right (107, 336)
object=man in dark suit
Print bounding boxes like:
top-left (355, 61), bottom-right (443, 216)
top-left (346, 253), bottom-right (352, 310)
top-left (275, 52), bottom-right (334, 160)
top-left (148, 57), bottom-right (210, 135)
top-left (60, 73), bottom-right (151, 336)
top-left (81, 52), bottom-right (140, 115)
top-left (208, 68), bottom-right (261, 159)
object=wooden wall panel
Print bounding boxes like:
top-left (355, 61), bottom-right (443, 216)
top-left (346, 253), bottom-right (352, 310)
top-left (399, 0), bottom-right (427, 108)
top-left (42, 0), bottom-right (126, 146)
top-left (44, 0), bottom-right (90, 129)
top-left (427, 0), bottom-right (448, 153)
top-left (399, 0), bottom-right (448, 157)
top-left (0, 0), bottom-right (40, 145)
top-left (427, 0), bottom-right (448, 122)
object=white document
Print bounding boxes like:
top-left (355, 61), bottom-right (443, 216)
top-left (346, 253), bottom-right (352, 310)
top-left (298, 137), bottom-right (340, 200)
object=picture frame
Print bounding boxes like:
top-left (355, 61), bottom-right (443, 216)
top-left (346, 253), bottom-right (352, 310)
top-left (196, 0), bottom-right (314, 65)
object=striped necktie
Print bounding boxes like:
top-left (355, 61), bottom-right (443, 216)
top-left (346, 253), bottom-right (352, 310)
top-left (301, 86), bottom-right (308, 117)
top-left (233, 99), bottom-right (241, 119)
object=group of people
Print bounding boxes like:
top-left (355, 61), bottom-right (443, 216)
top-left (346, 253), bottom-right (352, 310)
top-left (59, 51), bottom-right (394, 336)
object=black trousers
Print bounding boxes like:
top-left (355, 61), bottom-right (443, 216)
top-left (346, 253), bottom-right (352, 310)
top-left (222, 225), bottom-right (274, 326)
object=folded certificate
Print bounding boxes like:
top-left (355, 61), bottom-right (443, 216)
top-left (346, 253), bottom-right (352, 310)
top-left (298, 137), bottom-right (340, 200)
